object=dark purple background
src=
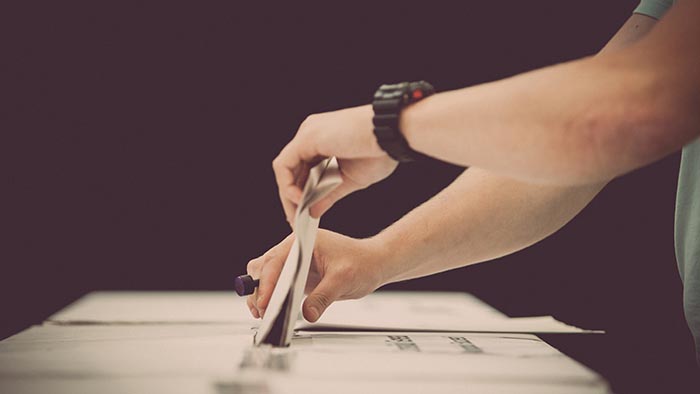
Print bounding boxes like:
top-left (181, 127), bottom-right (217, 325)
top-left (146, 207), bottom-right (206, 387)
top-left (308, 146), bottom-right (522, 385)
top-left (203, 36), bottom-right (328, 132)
top-left (2, 1), bottom-right (698, 392)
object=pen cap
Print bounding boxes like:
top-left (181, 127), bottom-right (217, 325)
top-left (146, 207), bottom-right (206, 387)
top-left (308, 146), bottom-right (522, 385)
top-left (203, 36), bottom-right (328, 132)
top-left (234, 275), bottom-right (259, 296)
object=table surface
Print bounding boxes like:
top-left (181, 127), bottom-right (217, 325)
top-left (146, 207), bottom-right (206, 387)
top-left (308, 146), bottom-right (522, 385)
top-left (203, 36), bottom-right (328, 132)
top-left (0, 291), bottom-right (611, 394)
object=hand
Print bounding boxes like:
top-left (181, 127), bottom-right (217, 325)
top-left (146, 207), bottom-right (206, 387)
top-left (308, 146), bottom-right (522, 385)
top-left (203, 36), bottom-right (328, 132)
top-left (245, 230), bottom-right (385, 322)
top-left (273, 104), bottom-right (398, 224)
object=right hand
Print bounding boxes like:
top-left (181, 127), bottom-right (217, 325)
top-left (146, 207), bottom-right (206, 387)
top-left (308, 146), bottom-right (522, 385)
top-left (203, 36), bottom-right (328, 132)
top-left (246, 229), bottom-right (385, 322)
top-left (272, 105), bottom-right (398, 224)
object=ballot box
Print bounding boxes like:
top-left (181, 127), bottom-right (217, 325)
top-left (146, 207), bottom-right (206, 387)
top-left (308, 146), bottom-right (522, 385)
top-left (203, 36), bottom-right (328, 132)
top-left (0, 291), bottom-right (609, 394)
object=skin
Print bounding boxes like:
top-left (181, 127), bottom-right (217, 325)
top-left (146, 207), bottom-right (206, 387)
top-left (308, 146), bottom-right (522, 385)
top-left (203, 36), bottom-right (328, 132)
top-left (248, 5), bottom-right (699, 322)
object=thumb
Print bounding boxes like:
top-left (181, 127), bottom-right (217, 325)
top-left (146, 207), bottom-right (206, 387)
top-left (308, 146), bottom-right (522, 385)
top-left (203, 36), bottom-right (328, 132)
top-left (303, 278), bottom-right (341, 322)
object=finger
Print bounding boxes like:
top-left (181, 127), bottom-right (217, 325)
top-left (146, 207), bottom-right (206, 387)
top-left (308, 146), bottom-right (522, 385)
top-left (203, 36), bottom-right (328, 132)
top-left (303, 230), bottom-right (328, 294)
top-left (256, 256), bottom-right (284, 317)
top-left (278, 189), bottom-right (298, 226)
top-left (246, 296), bottom-right (260, 319)
top-left (246, 257), bottom-right (263, 315)
top-left (273, 142), bottom-right (305, 206)
top-left (273, 140), bottom-right (325, 222)
top-left (247, 254), bottom-right (263, 276)
top-left (302, 276), bottom-right (342, 322)
top-left (256, 236), bottom-right (295, 316)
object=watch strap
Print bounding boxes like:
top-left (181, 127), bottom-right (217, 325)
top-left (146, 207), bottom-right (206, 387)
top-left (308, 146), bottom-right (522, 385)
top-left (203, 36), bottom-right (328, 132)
top-left (372, 81), bottom-right (434, 162)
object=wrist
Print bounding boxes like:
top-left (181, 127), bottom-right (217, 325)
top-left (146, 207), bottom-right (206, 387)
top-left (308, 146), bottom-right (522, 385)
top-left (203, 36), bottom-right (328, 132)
top-left (365, 230), bottom-right (413, 287)
top-left (362, 235), bottom-right (394, 288)
top-left (357, 104), bottom-right (388, 158)
top-left (399, 94), bottom-right (435, 157)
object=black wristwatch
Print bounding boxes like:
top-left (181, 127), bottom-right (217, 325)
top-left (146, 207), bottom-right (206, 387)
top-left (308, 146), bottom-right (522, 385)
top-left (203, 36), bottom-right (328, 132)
top-left (372, 81), bottom-right (435, 162)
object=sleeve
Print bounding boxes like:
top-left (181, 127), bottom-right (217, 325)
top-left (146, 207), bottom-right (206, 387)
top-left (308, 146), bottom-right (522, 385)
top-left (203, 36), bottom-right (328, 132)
top-left (633, 0), bottom-right (674, 20)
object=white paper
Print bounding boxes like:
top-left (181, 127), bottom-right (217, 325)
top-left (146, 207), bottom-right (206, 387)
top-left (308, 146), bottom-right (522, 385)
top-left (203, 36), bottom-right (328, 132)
top-left (297, 291), bottom-right (601, 334)
top-left (47, 291), bottom-right (252, 324)
top-left (254, 157), bottom-right (341, 346)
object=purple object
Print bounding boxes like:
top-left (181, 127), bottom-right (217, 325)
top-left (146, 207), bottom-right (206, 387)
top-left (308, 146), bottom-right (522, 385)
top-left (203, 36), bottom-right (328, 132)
top-left (234, 275), bottom-right (259, 296)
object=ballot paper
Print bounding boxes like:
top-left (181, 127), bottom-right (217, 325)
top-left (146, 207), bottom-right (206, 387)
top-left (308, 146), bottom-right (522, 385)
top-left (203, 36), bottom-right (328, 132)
top-left (254, 157), bottom-right (342, 347)
top-left (296, 292), bottom-right (601, 334)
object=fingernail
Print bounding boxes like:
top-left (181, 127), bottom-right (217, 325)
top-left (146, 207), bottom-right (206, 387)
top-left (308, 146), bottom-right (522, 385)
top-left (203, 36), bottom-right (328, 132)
top-left (259, 308), bottom-right (265, 318)
top-left (251, 308), bottom-right (259, 319)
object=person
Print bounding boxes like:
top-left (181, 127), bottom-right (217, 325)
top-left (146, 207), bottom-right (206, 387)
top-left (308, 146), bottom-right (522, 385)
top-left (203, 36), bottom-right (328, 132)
top-left (246, 0), bottom-right (700, 363)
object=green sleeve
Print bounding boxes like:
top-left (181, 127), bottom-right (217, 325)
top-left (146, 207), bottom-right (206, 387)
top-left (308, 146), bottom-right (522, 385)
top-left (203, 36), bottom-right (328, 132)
top-left (633, 0), bottom-right (674, 19)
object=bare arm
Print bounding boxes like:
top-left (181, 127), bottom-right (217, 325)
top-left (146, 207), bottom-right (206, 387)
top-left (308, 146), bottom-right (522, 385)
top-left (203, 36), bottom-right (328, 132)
top-left (251, 12), bottom-right (666, 321)
top-left (373, 12), bottom-right (660, 285)
top-left (402, 2), bottom-right (700, 185)
top-left (271, 7), bottom-right (683, 222)
top-left (372, 169), bottom-right (604, 284)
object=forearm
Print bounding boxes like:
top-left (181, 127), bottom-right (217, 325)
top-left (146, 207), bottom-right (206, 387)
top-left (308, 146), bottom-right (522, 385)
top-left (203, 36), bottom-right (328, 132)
top-left (368, 13), bottom-right (668, 284)
top-left (372, 168), bottom-right (604, 284)
top-left (402, 5), bottom-right (699, 185)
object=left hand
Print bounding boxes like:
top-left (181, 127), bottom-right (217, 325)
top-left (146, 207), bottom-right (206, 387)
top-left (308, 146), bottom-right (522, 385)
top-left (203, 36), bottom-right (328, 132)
top-left (245, 230), bottom-right (386, 322)
top-left (273, 104), bottom-right (397, 224)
